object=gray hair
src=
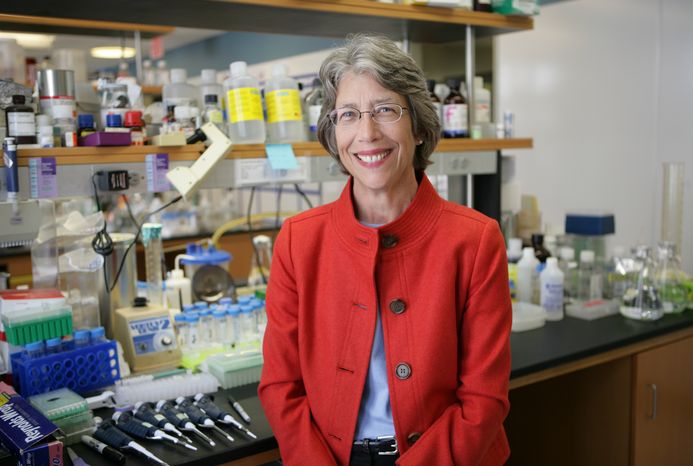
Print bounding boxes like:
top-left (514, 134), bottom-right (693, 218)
top-left (318, 33), bottom-right (441, 174)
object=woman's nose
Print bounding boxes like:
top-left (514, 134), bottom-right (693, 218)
top-left (356, 112), bottom-right (381, 142)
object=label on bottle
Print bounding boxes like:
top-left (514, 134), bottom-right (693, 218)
top-left (8, 113), bottom-right (36, 136)
top-left (266, 89), bottom-right (302, 124)
top-left (227, 87), bottom-right (263, 123)
top-left (308, 105), bottom-right (322, 132)
top-left (541, 281), bottom-right (564, 314)
top-left (443, 104), bottom-right (468, 136)
top-left (130, 129), bottom-right (144, 146)
top-left (475, 104), bottom-right (490, 123)
top-left (208, 110), bottom-right (223, 124)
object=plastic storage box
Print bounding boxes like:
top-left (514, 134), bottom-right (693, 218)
top-left (29, 388), bottom-right (94, 445)
top-left (566, 299), bottom-right (620, 321)
top-left (565, 211), bottom-right (615, 236)
top-left (512, 302), bottom-right (546, 332)
top-left (11, 340), bottom-right (120, 397)
top-left (1, 305), bottom-right (73, 346)
top-left (206, 347), bottom-right (263, 389)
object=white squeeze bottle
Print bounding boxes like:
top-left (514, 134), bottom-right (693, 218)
top-left (517, 247), bottom-right (539, 303)
top-left (224, 61), bottom-right (266, 144)
top-left (265, 64), bottom-right (304, 143)
top-left (541, 257), bottom-right (565, 321)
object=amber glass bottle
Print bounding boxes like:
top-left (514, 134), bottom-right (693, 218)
top-left (443, 79), bottom-right (468, 138)
top-left (5, 95), bottom-right (37, 144)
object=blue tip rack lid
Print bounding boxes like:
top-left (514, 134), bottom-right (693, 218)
top-left (181, 243), bottom-right (232, 266)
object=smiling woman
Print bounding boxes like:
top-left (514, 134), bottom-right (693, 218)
top-left (259, 33), bottom-right (512, 466)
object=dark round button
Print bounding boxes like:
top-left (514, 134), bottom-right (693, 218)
top-left (382, 234), bottom-right (398, 248)
top-left (407, 432), bottom-right (422, 446)
top-left (389, 299), bottom-right (405, 314)
top-left (395, 363), bottom-right (411, 380)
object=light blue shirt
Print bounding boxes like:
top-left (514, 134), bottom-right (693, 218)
top-left (354, 222), bottom-right (396, 440)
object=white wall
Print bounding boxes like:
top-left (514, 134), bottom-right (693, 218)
top-left (496, 0), bottom-right (693, 272)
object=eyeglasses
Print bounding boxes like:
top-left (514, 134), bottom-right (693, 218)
top-left (329, 103), bottom-right (410, 127)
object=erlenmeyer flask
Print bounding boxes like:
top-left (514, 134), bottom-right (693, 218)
top-left (248, 235), bottom-right (272, 288)
top-left (620, 246), bottom-right (663, 321)
top-left (655, 242), bottom-right (687, 314)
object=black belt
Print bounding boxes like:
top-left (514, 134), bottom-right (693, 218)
top-left (352, 435), bottom-right (398, 455)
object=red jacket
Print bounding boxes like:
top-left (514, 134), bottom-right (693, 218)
top-left (259, 173), bottom-right (511, 466)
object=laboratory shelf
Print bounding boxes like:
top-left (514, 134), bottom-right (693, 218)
top-left (0, 13), bottom-right (173, 38)
top-left (0, 0), bottom-right (532, 44)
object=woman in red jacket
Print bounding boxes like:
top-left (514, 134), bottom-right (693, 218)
top-left (258, 33), bottom-right (512, 466)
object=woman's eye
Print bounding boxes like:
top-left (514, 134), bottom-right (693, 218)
top-left (375, 106), bottom-right (395, 114)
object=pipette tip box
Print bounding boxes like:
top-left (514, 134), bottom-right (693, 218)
top-left (1, 305), bottom-right (73, 346)
top-left (206, 347), bottom-right (263, 389)
top-left (565, 211), bottom-right (615, 236)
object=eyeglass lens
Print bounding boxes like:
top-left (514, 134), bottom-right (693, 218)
top-left (331, 104), bottom-right (403, 126)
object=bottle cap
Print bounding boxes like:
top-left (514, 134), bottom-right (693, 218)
top-left (174, 106), bottom-right (191, 119)
top-left (174, 313), bottom-right (186, 322)
top-left (474, 76), bottom-right (484, 88)
top-left (230, 61), bottom-right (247, 78)
top-left (271, 63), bottom-right (287, 77)
top-left (213, 310), bottom-right (226, 318)
top-left (26, 341), bottom-right (44, 351)
top-left (157, 60), bottom-right (167, 69)
top-left (90, 326), bottom-right (106, 338)
top-left (170, 68), bottom-right (187, 83)
top-left (74, 330), bottom-right (90, 340)
top-left (560, 247), bottom-right (575, 260)
top-left (580, 250), bottom-right (595, 263)
top-left (204, 94), bottom-right (218, 104)
top-left (36, 114), bottom-right (52, 126)
top-left (169, 269), bottom-right (185, 280)
top-left (426, 79), bottom-right (436, 92)
top-left (240, 305), bottom-right (254, 314)
top-left (194, 301), bottom-right (208, 310)
top-left (106, 113), bottom-right (122, 127)
top-left (237, 295), bottom-right (252, 305)
top-left (123, 111), bottom-right (142, 127)
top-left (522, 247), bottom-right (535, 258)
top-left (46, 337), bottom-right (62, 348)
top-left (507, 238), bottom-right (522, 254)
top-left (546, 257), bottom-right (558, 268)
top-left (531, 233), bottom-right (544, 245)
top-left (186, 312), bottom-right (200, 322)
top-left (53, 105), bottom-right (74, 119)
top-left (447, 78), bottom-right (460, 90)
top-left (200, 309), bottom-right (211, 317)
top-left (11, 95), bottom-right (26, 105)
top-left (78, 114), bottom-right (94, 128)
top-left (227, 304), bottom-right (241, 315)
top-left (183, 304), bottom-right (195, 313)
top-left (219, 297), bottom-right (233, 306)
top-left (201, 69), bottom-right (217, 83)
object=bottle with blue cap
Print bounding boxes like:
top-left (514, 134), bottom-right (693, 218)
top-left (200, 309), bottom-right (213, 346)
top-left (239, 305), bottom-right (256, 344)
top-left (74, 330), bottom-right (91, 348)
top-left (90, 326), bottom-right (108, 345)
top-left (173, 313), bottom-right (189, 350)
top-left (226, 305), bottom-right (240, 347)
top-left (237, 295), bottom-right (252, 306)
top-left (219, 297), bottom-right (233, 307)
top-left (46, 337), bottom-right (63, 354)
top-left (194, 301), bottom-right (208, 311)
top-left (26, 341), bottom-right (45, 359)
top-left (212, 309), bottom-right (227, 346)
top-left (250, 298), bottom-right (263, 328)
top-left (186, 312), bottom-right (201, 349)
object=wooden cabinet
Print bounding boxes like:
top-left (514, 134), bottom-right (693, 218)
top-left (632, 336), bottom-right (693, 466)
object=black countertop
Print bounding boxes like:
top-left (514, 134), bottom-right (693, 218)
top-left (509, 308), bottom-right (693, 379)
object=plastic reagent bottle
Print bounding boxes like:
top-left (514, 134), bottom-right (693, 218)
top-left (224, 61), bottom-right (265, 144)
top-left (304, 78), bottom-right (324, 142)
top-left (199, 69), bottom-right (224, 115)
top-left (143, 59), bottom-right (157, 86)
top-left (165, 269), bottom-right (192, 311)
top-left (213, 309), bottom-right (227, 346)
top-left (156, 60), bottom-right (170, 86)
top-left (473, 76), bottom-right (491, 125)
top-left (443, 78), bottom-right (468, 138)
top-left (239, 305), bottom-right (256, 343)
top-left (174, 106), bottom-right (195, 140)
top-left (45, 337), bottom-right (63, 354)
top-left (516, 247), bottom-right (540, 304)
top-left (540, 257), bottom-right (565, 321)
top-left (558, 247), bottom-right (578, 302)
top-left (265, 64), bottom-right (304, 143)
top-left (577, 250), bottom-right (602, 302)
top-left (53, 105), bottom-right (77, 147)
top-left (77, 114), bottom-right (96, 137)
top-left (163, 68), bottom-right (198, 108)
top-left (26, 341), bottom-right (45, 359)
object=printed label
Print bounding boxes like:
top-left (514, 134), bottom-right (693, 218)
top-left (208, 110), bottom-right (223, 124)
top-left (28, 158), bottom-right (57, 199)
top-left (475, 104), bottom-right (490, 123)
top-left (146, 153), bottom-right (170, 192)
top-left (129, 315), bottom-right (178, 356)
top-left (130, 130), bottom-right (144, 146)
top-left (542, 282), bottom-right (564, 313)
top-left (7, 113), bottom-right (35, 137)
top-left (443, 104), bottom-right (468, 136)
top-left (308, 105), bottom-right (322, 132)
top-left (266, 89), bottom-right (302, 124)
top-left (227, 87), bottom-right (263, 123)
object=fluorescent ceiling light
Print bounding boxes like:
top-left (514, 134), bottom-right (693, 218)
top-left (0, 33), bottom-right (56, 49)
top-left (90, 46), bottom-right (136, 59)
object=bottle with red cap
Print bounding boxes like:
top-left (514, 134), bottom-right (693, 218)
top-left (124, 111), bottom-right (146, 145)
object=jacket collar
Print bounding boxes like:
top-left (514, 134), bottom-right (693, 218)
top-left (331, 170), bottom-right (444, 256)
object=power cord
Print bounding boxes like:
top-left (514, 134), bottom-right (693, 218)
top-left (294, 183), bottom-right (313, 209)
top-left (271, 185), bottom-right (283, 247)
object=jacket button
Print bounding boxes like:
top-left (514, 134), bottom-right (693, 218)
top-left (407, 432), bottom-right (422, 446)
top-left (389, 299), bottom-right (405, 314)
top-left (381, 234), bottom-right (397, 248)
top-left (395, 363), bottom-right (411, 380)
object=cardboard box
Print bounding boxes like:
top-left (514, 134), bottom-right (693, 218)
top-left (0, 383), bottom-right (62, 466)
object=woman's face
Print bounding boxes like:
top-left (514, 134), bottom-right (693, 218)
top-left (334, 73), bottom-right (417, 196)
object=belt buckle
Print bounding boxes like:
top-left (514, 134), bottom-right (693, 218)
top-left (376, 435), bottom-right (398, 456)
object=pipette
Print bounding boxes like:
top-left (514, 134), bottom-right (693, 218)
top-left (134, 401), bottom-right (193, 444)
top-left (93, 419), bottom-right (170, 466)
top-left (156, 399), bottom-right (216, 447)
top-left (175, 396), bottom-right (235, 443)
top-left (113, 411), bottom-right (197, 451)
top-left (193, 393), bottom-right (257, 439)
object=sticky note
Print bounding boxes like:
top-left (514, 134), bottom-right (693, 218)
top-left (265, 144), bottom-right (299, 170)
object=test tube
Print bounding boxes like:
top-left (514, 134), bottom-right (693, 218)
top-left (74, 330), bottom-right (90, 348)
top-left (45, 337), bottom-right (63, 354)
top-left (213, 309), bottom-right (227, 346)
top-left (26, 341), bottom-right (45, 359)
top-left (250, 298), bottom-right (262, 327)
top-left (90, 326), bottom-right (108, 345)
top-left (239, 305), bottom-right (255, 344)
top-left (200, 309), bottom-right (212, 346)
top-left (174, 313), bottom-right (189, 350)
top-left (186, 312), bottom-right (201, 349)
top-left (226, 305), bottom-right (240, 347)
top-left (142, 223), bottom-right (164, 307)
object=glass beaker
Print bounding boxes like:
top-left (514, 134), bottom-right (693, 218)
top-left (655, 242), bottom-right (687, 314)
top-left (620, 246), bottom-right (663, 321)
top-left (58, 247), bottom-right (104, 330)
top-left (142, 223), bottom-right (164, 307)
top-left (248, 235), bottom-right (272, 288)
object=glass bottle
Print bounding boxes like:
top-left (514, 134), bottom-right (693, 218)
top-left (620, 246), bottom-right (663, 321)
top-left (202, 95), bottom-right (224, 132)
top-left (156, 60), bottom-right (170, 87)
top-left (265, 63), bottom-right (303, 143)
top-left (124, 111), bottom-right (145, 145)
top-left (531, 233), bottom-right (552, 263)
top-left (303, 78), bottom-right (324, 142)
top-left (655, 242), bottom-right (687, 314)
top-left (443, 78), bottom-right (468, 138)
top-left (223, 61), bottom-right (266, 144)
top-left (426, 79), bottom-right (443, 130)
top-left (603, 246), bottom-right (628, 300)
top-left (558, 247), bottom-right (578, 303)
top-left (248, 235), bottom-right (273, 288)
top-left (143, 59), bottom-right (157, 87)
top-left (577, 250), bottom-right (602, 302)
top-left (5, 95), bottom-right (37, 144)
top-left (163, 105), bottom-right (176, 133)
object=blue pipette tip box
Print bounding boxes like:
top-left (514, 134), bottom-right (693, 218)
top-left (565, 211), bottom-right (615, 236)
